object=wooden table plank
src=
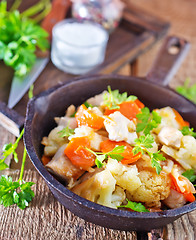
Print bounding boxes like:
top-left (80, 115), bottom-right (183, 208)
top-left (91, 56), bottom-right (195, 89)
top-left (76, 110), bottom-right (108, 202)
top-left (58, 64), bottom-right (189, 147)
top-left (0, 170), bottom-right (137, 240)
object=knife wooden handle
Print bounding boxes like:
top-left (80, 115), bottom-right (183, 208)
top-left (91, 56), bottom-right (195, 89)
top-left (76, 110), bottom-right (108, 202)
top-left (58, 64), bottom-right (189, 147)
top-left (41, 0), bottom-right (71, 41)
top-left (0, 102), bottom-right (25, 137)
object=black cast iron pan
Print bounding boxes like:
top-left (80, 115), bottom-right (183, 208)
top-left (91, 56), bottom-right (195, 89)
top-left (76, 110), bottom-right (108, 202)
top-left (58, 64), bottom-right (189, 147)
top-left (24, 36), bottom-right (196, 231)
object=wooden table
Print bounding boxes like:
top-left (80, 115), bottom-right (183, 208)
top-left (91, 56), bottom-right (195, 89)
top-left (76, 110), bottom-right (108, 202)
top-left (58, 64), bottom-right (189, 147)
top-left (1, 0), bottom-right (196, 239)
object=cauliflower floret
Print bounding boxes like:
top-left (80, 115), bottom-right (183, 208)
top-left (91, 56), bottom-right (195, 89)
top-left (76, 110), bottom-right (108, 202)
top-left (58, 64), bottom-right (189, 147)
top-left (106, 159), bottom-right (142, 193)
top-left (153, 107), bottom-right (181, 134)
top-left (158, 126), bottom-right (183, 149)
top-left (126, 170), bottom-right (171, 208)
top-left (162, 135), bottom-right (196, 170)
top-left (68, 126), bottom-right (103, 151)
top-left (41, 126), bottom-right (67, 157)
top-left (72, 169), bottom-right (125, 208)
top-left (104, 111), bottom-right (138, 144)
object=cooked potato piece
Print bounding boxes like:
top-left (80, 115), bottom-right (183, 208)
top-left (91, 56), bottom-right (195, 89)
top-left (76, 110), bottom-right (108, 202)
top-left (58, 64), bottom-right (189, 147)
top-left (42, 126), bottom-right (67, 157)
top-left (126, 170), bottom-right (171, 208)
top-left (162, 135), bottom-right (196, 170)
top-left (46, 144), bottom-right (84, 186)
top-left (72, 169), bottom-right (125, 208)
top-left (158, 126), bottom-right (183, 149)
top-left (153, 107), bottom-right (181, 134)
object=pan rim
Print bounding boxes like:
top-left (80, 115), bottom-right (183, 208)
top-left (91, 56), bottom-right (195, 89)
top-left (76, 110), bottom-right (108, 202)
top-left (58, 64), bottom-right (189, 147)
top-left (24, 74), bottom-right (196, 221)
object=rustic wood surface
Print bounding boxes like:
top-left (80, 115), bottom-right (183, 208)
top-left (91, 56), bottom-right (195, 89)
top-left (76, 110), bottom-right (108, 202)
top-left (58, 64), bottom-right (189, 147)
top-left (1, 0), bottom-right (196, 239)
top-left (0, 0), bottom-right (168, 118)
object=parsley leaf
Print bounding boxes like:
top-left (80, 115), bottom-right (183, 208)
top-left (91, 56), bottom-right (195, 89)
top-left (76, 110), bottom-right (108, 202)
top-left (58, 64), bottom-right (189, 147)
top-left (58, 125), bottom-right (75, 138)
top-left (136, 108), bottom-right (161, 135)
top-left (148, 151), bottom-right (166, 175)
top-left (176, 78), bottom-right (196, 104)
top-left (0, 128), bottom-right (24, 170)
top-left (0, 88), bottom-right (35, 210)
top-left (182, 169), bottom-right (196, 183)
top-left (86, 146), bottom-right (125, 168)
top-left (133, 135), bottom-right (154, 154)
top-left (119, 199), bottom-right (149, 212)
top-left (103, 86), bottom-right (137, 110)
top-left (181, 126), bottom-right (196, 138)
top-left (0, 175), bottom-right (35, 209)
top-left (133, 135), bottom-right (166, 174)
top-left (83, 101), bottom-right (93, 108)
top-left (0, 1), bottom-right (49, 77)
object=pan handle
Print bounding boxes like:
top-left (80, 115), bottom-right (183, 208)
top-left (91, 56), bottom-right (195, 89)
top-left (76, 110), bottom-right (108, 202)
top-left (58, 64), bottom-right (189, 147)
top-left (146, 36), bottom-right (190, 87)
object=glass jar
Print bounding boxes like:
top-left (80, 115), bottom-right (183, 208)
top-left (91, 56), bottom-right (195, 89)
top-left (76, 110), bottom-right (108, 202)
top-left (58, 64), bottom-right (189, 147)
top-left (72, 0), bottom-right (124, 32)
top-left (51, 19), bottom-right (109, 74)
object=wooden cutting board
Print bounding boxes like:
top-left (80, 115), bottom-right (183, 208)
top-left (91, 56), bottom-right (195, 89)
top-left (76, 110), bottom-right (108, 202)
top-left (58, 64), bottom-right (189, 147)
top-left (0, 1), bottom-right (169, 135)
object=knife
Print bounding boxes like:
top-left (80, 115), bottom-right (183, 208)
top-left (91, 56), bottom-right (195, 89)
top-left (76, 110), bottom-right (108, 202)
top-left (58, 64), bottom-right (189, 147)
top-left (0, 0), bottom-right (71, 136)
top-left (8, 57), bottom-right (49, 109)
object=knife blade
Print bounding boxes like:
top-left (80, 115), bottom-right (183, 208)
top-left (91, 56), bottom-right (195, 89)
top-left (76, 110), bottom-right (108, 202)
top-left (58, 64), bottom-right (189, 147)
top-left (8, 57), bottom-right (49, 109)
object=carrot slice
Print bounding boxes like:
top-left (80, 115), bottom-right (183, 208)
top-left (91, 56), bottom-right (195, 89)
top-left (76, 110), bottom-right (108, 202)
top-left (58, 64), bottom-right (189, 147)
top-left (121, 152), bottom-right (142, 165)
top-left (135, 99), bottom-right (145, 109)
top-left (41, 155), bottom-right (51, 166)
top-left (184, 192), bottom-right (195, 202)
top-left (172, 108), bottom-right (190, 128)
top-left (64, 137), bottom-right (95, 170)
top-left (100, 140), bottom-right (141, 164)
top-left (170, 173), bottom-right (195, 203)
top-left (104, 101), bottom-right (141, 121)
top-left (76, 104), bottom-right (104, 130)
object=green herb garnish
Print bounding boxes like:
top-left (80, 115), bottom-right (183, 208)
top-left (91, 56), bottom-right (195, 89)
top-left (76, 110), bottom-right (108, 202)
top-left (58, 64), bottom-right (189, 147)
top-left (0, 129), bottom-right (35, 209)
top-left (0, 1), bottom-right (49, 77)
top-left (133, 135), bottom-right (166, 175)
top-left (103, 86), bottom-right (137, 110)
top-left (119, 199), bottom-right (149, 212)
top-left (176, 78), bottom-right (196, 104)
top-left (182, 169), bottom-right (196, 183)
top-left (136, 108), bottom-right (161, 135)
top-left (181, 126), bottom-right (196, 138)
top-left (58, 125), bottom-right (75, 138)
top-left (0, 129), bottom-right (24, 170)
top-left (0, 175), bottom-right (35, 209)
top-left (86, 146), bottom-right (125, 168)
top-left (83, 101), bottom-right (93, 108)
top-left (0, 85), bottom-right (35, 209)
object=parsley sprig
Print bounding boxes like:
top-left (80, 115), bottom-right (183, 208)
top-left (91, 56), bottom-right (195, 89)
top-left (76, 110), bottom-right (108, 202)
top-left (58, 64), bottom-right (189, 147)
top-left (103, 86), bottom-right (137, 110)
top-left (119, 199), bottom-right (149, 212)
top-left (181, 126), bottom-right (196, 138)
top-left (83, 101), bottom-right (93, 108)
top-left (0, 1), bottom-right (49, 77)
top-left (86, 146), bottom-right (125, 168)
top-left (133, 135), bottom-right (166, 175)
top-left (0, 86), bottom-right (35, 209)
top-left (0, 128), bottom-right (24, 170)
top-left (136, 108), bottom-right (161, 135)
top-left (176, 78), bottom-right (196, 104)
top-left (0, 133), bottom-right (35, 209)
top-left (182, 169), bottom-right (196, 183)
top-left (58, 125), bottom-right (75, 138)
